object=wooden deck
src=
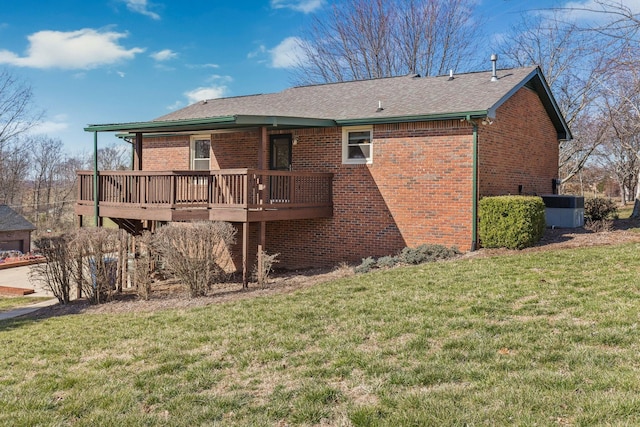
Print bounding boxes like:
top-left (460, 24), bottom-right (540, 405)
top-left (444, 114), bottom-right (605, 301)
top-left (75, 169), bottom-right (333, 223)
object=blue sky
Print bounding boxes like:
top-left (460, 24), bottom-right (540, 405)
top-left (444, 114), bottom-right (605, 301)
top-left (0, 0), bottom-right (621, 154)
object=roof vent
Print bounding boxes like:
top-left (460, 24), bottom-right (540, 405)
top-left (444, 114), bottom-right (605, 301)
top-left (448, 69), bottom-right (454, 81)
top-left (376, 100), bottom-right (384, 112)
top-left (491, 54), bottom-right (498, 82)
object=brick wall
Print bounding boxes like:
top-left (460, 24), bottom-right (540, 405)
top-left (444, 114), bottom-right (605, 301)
top-left (142, 135), bottom-right (191, 170)
top-left (266, 121), bottom-right (475, 269)
top-left (478, 87), bottom-right (559, 196)
top-left (138, 88), bottom-right (560, 270)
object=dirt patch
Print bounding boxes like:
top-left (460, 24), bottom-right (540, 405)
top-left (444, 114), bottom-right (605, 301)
top-left (21, 219), bottom-right (640, 320)
top-left (24, 266), bottom-right (355, 320)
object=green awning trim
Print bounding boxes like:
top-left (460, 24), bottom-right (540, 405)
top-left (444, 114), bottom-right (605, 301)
top-left (84, 115), bottom-right (337, 134)
top-left (336, 111), bottom-right (489, 126)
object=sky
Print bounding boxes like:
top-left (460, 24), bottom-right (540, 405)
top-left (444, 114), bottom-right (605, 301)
top-left (0, 0), bottom-right (630, 154)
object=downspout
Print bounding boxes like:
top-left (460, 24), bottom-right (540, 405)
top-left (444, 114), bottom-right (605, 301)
top-left (93, 131), bottom-right (99, 227)
top-left (471, 117), bottom-right (478, 251)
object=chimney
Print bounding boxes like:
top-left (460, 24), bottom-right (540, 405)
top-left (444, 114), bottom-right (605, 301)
top-left (491, 54), bottom-right (498, 82)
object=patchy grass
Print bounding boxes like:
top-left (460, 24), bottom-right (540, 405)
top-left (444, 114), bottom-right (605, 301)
top-left (2, 244), bottom-right (640, 425)
top-left (618, 204), bottom-right (634, 219)
top-left (0, 296), bottom-right (52, 312)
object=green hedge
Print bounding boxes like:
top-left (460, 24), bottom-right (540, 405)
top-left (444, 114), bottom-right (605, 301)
top-left (478, 196), bottom-right (546, 249)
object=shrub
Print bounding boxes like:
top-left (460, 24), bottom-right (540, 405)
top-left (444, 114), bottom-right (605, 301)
top-left (376, 255), bottom-right (399, 269)
top-left (253, 250), bottom-right (279, 287)
top-left (354, 244), bottom-right (459, 273)
top-left (133, 231), bottom-right (155, 300)
top-left (479, 196), bottom-right (546, 249)
top-left (72, 228), bottom-right (123, 304)
top-left (398, 244), bottom-right (460, 264)
top-left (584, 197), bottom-right (618, 222)
top-left (30, 235), bottom-right (75, 304)
top-left (152, 221), bottom-right (236, 297)
top-left (354, 257), bottom-right (376, 274)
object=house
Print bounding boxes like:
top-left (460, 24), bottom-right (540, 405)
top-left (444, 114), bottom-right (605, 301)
top-left (77, 64), bottom-right (571, 283)
top-left (0, 205), bottom-right (36, 254)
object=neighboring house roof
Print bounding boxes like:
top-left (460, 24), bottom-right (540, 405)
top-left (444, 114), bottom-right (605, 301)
top-left (86, 66), bottom-right (571, 140)
top-left (0, 205), bottom-right (36, 232)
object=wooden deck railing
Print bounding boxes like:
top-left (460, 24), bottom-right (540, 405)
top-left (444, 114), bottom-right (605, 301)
top-left (77, 169), bottom-right (333, 212)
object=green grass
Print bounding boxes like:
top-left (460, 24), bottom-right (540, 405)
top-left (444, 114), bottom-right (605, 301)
top-left (2, 243), bottom-right (640, 425)
top-left (0, 296), bottom-right (52, 312)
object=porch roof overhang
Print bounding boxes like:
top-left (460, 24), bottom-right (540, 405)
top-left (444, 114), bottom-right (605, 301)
top-left (84, 115), bottom-right (338, 134)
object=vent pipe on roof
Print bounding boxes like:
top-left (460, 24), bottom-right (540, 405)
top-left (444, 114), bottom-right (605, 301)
top-left (448, 69), bottom-right (454, 81)
top-left (491, 54), bottom-right (498, 82)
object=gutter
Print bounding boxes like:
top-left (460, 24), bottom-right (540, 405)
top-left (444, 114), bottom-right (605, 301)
top-left (471, 119), bottom-right (478, 251)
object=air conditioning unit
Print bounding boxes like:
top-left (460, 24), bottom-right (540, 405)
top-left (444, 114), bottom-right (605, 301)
top-left (541, 195), bottom-right (584, 228)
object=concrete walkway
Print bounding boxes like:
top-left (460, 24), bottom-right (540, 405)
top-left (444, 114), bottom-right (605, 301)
top-left (0, 265), bottom-right (58, 321)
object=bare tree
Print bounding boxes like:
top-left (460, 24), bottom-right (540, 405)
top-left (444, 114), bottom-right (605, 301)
top-left (294, 0), bottom-right (482, 84)
top-left (31, 137), bottom-right (64, 228)
top-left (0, 136), bottom-right (33, 209)
top-left (556, 0), bottom-right (640, 43)
top-left (0, 69), bottom-right (41, 146)
top-left (0, 70), bottom-right (41, 207)
top-left (498, 11), bottom-right (613, 185)
top-left (87, 143), bottom-right (131, 170)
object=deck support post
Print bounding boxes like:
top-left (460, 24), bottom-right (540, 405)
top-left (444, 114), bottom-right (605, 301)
top-left (259, 126), bottom-right (268, 170)
top-left (93, 131), bottom-right (99, 227)
top-left (242, 222), bottom-right (249, 288)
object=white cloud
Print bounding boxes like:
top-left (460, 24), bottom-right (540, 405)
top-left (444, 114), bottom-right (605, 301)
top-left (186, 63), bottom-right (220, 69)
top-left (541, 0), bottom-right (640, 22)
top-left (184, 85), bottom-right (228, 103)
top-left (206, 74), bottom-right (233, 83)
top-left (151, 49), bottom-right (177, 61)
top-left (122, 0), bottom-right (160, 20)
top-left (30, 115), bottom-right (69, 135)
top-left (247, 45), bottom-right (266, 59)
top-left (271, 0), bottom-right (324, 13)
top-left (0, 29), bottom-right (144, 69)
top-left (116, 71), bottom-right (126, 77)
top-left (269, 37), bottom-right (306, 68)
top-left (166, 100), bottom-right (184, 110)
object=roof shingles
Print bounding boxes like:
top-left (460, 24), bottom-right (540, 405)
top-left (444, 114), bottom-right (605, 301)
top-left (155, 67), bottom-right (539, 122)
top-left (0, 205), bottom-right (35, 232)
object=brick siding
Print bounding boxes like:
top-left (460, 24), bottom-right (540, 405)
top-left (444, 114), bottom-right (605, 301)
top-left (139, 86), bottom-right (559, 270)
top-left (478, 87), bottom-right (559, 196)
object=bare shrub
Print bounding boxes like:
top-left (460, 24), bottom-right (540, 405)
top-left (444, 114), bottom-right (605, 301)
top-left (30, 235), bottom-right (75, 304)
top-left (584, 219), bottom-right (613, 233)
top-left (72, 228), bottom-right (122, 304)
top-left (152, 222), bottom-right (236, 297)
top-left (134, 231), bottom-right (154, 300)
top-left (253, 250), bottom-right (279, 287)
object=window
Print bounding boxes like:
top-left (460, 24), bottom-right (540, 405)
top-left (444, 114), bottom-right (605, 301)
top-left (191, 136), bottom-right (211, 170)
top-left (342, 126), bottom-right (373, 164)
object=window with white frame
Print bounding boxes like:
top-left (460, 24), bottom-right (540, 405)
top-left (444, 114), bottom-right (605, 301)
top-left (342, 126), bottom-right (373, 164)
top-left (191, 136), bottom-right (211, 170)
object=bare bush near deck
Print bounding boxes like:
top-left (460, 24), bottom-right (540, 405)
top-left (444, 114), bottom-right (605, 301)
top-left (152, 222), bottom-right (236, 297)
top-left (30, 235), bottom-right (75, 304)
top-left (134, 231), bottom-right (154, 300)
top-left (72, 228), bottom-right (123, 304)
top-left (253, 250), bottom-right (279, 287)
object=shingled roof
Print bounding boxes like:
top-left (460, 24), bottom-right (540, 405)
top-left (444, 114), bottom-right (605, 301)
top-left (86, 66), bottom-right (571, 140)
top-left (0, 205), bottom-right (35, 232)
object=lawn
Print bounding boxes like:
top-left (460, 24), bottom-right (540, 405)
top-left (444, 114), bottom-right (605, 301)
top-left (2, 243), bottom-right (640, 425)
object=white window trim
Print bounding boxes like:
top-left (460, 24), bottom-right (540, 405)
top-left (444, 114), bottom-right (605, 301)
top-left (342, 126), bottom-right (373, 165)
top-left (190, 135), bottom-right (211, 170)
